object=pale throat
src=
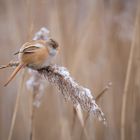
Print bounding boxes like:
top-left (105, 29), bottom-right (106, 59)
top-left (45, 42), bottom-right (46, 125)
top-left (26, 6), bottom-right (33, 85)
top-left (48, 46), bottom-right (58, 56)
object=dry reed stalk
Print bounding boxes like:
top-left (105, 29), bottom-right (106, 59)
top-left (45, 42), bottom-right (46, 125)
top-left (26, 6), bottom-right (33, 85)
top-left (121, 4), bottom-right (140, 140)
top-left (7, 71), bottom-right (26, 140)
top-left (71, 105), bottom-right (89, 140)
top-left (27, 69), bottom-right (46, 140)
top-left (131, 12), bottom-right (140, 140)
top-left (30, 100), bottom-right (36, 140)
top-left (27, 28), bottom-right (50, 140)
top-left (80, 82), bottom-right (112, 139)
top-left (95, 82), bottom-right (112, 102)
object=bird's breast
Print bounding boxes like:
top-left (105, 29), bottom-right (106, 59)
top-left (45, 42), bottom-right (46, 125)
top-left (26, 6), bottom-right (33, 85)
top-left (19, 47), bottom-right (56, 70)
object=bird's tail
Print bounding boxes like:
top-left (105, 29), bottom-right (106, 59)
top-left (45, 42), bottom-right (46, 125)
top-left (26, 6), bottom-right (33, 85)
top-left (4, 63), bottom-right (25, 87)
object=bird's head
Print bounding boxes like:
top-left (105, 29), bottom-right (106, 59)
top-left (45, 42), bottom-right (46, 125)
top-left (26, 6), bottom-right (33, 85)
top-left (47, 38), bottom-right (59, 56)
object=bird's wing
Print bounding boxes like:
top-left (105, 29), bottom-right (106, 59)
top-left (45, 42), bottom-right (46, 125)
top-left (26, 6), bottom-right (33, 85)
top-left (22, 45), bottom-right (40, 53)
top-left (14, 43), bottom-right (41, 55)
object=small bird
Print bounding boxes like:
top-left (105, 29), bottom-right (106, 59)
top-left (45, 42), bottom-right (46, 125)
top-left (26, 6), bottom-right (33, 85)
top-left (0, 38), bottom-right (59, 86)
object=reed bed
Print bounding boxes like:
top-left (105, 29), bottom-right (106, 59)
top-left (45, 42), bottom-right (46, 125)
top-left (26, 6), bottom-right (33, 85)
top-left (0, 0), bottom-right (139, 140)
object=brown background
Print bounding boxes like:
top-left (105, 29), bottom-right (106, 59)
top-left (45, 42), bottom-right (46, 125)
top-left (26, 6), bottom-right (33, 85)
top-left (0, 0), bottom-right (140, 140)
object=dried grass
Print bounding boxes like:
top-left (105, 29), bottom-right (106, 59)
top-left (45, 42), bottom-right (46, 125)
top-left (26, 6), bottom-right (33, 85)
top-left (0, 1), bottom-right (139, 140)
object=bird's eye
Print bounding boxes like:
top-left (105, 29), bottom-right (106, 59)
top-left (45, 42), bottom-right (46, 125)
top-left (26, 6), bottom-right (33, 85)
top-left (49, 39), bottom-right (59, 49)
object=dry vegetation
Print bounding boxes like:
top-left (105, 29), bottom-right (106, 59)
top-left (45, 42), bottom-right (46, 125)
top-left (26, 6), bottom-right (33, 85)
top-left (0, 0), bottom-right (140, 140)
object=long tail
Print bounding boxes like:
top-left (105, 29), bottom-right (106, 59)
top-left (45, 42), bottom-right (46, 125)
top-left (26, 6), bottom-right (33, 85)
top-left (4, 63), bottom-right (25, 87)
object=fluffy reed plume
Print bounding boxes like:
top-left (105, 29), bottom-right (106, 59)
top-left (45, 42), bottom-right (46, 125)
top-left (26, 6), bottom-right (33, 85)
top-left (33, 27), bottom-right (50, 41)
top-left (38, 64), bottom-right (106, 123)
top-left (27, 69), bottom-right (46, 108)
top-left (26, 27), bottom-right (50, 140)
top-left (27, 27), bottom-right (50, 108)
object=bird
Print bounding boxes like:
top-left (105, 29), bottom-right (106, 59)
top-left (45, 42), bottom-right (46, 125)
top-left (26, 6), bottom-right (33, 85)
top-left (0, 38), bottom-right (59, 86)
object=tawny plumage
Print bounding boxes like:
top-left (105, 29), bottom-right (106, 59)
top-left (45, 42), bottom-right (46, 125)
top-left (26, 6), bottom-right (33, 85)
top-left (0, 39), bottom-right (59, 86)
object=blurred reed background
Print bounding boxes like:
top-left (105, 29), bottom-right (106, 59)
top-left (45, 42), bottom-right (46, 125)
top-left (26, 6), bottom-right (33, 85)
top-left (0, 0), bottom-right (140, 140)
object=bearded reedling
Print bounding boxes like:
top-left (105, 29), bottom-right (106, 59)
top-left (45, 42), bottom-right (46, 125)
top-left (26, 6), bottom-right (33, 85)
top-left (0, 39), bottom-right (59, 86)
